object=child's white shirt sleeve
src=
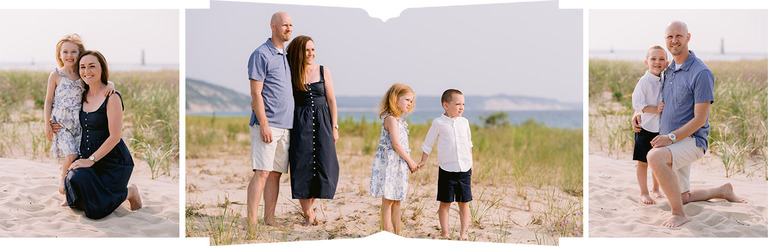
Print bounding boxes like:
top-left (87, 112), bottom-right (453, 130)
top-left (631, 78), bottom-right (649, 113)
top-left (421, 118), bottom-right (439, 154)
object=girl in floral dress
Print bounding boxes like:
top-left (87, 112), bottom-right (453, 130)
top-left (370, 83), bottom-right (422, 234)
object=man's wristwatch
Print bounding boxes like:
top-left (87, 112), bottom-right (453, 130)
top-left (88, 155), bottom-right (96, 162)
top-left (332, 124), bottom-right (339, 129)
top-left (668, 133), bottom-right (677, 142)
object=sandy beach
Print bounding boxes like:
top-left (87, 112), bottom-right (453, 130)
top-left (186, 152), bottom-right (581, 245)
top-left (589, 151), bottom-right (768, 237)
top-left (0, 157), bottom-right (179, 237)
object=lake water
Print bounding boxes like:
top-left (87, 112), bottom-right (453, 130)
top-left (590, 50), bottom-right (767, 62)
top-left (188, 109), bottom-right (583, 129)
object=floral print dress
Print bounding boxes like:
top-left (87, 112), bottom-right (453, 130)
top-left (51, 68), bottom-right (83, 158)
top-left (369, 116), bottom-right (410, 201)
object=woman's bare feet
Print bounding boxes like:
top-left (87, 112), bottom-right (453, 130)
top-left (126, 184), bottom-right (143, 211)
top-left (302, 209), bottom-right (316, 226)
top-left (640, 193), bottom-right (656, 204)
top-left (662, 214), bottom-right (690, 228)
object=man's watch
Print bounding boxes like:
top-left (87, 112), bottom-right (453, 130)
top-left (332, 124), bottom-right (339, 129)
top-left (668, 133), bottom-right (677, 142)
top-left (88, 155), bottom-right (96, 162)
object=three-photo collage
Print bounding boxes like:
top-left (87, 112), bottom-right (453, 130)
top-left (1, 0), bottom-right (766, 245)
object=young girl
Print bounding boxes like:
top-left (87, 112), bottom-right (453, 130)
top-left (44, 34), bottom-right (113, 195)
top-left (369, 83), bottom-right (421, 234)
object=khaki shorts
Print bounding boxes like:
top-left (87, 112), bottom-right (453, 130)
top-left (250, 125), bottom-right (290, 173)
top-left (666, 136), bottom-right (704, 193)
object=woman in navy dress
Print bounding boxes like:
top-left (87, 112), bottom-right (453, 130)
top-left (286, 35), bottom-right (340, 226)
top-left (64, 50), bottom-right (142, 219)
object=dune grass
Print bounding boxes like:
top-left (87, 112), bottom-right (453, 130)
top-left (589, 59), bottom-right (768, 178)
top-left (0, 70), bottom-right (179, 179)
top-left (185, 113), bottom-right (583, 244)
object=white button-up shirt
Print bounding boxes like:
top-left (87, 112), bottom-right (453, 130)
top-left (631, 70), bottom-right (663, 133)
top-left (421, 114), bottom-right (473, 172)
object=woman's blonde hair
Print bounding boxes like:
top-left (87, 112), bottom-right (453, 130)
top-left (55, 34), bottom-right (86, 67)
top-left (378, 83), bottom-right (415, 119)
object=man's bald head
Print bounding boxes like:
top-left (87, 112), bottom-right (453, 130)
top-left (665, 20), bottom-right (691, 59)
top-left (270, 12), bottom-right (293, 44)
top-left (666, 20), bottom-right (689, 34)
top-left (271, 12), bottom-right (289, 25)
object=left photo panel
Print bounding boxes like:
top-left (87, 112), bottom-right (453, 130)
top-left (0, 10), bottom-right (180, 237)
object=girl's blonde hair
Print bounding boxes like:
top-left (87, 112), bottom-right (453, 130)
top-left (55, 34), bottom-right (86, 67)
top-left (378, 83), bottom-right (415, 119)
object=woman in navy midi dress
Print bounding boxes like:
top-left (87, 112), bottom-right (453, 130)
top-left (286, 35), bottom-right (340, 225)
top-left (64, 51), bottom-right (142, 219)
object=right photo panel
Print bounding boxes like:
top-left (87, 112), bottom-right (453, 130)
top-left (588, 10), bottom-right (768, 237)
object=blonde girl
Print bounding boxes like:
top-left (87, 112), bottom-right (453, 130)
top-left (44, 34), bottom-right (113, 195)
top-left (369, 83), bottom-right (421, 234)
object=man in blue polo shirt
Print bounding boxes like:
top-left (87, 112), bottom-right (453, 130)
top-left (635, 21), bottom-right (745, 228)
top-left (246, 11), bottom-right (294, 228)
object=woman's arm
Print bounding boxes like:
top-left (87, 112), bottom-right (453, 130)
top-left (70, 95), bottom-right (124, 169)
top-left (323, 66), bottom-right (339, 143)
top-left (44, 71), bottom-right (59, 141)
top-left (384, 116), bottom-right (417, 172)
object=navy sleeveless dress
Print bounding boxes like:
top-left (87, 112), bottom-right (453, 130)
top-left (289, 66), bottom-right (340, 199)
top-left (65, 92), bottom-right (134, 219)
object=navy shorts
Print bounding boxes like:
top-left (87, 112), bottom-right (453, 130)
top-left (633, 128), bottom-right (659, 163)
top-left (437, 167), bottom-right (472, 203)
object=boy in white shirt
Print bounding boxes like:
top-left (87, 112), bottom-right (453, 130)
top-left (631, 45), bottom-right (668, 205)
top-left (418, 89), bottom-right (473, 240)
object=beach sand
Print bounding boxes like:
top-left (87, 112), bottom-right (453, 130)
top-left (589, 150), bottom-right (768, 237)
top-left (186, 151), bottom-right (581, 244)
top-left (0, 157), bottom-right (179, 237)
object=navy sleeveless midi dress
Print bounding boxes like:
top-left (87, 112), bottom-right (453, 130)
top-left (65, 92), bottom-right (134, 219)
top-left (289, 66), bottom-right (340, 199)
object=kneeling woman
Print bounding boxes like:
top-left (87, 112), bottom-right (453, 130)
top-left (65, 50), bottom-right (142, 219)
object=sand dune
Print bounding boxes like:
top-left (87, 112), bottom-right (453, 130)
top-left (589, 152), bottom-right (768, 237)
top-left (0, 158), bottom-right (179, 237)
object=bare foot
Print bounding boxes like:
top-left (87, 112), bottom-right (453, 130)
top-left (640, 193), bottom-right (656, 204)
top-left (302, 210), bottom-right (316, 226)
top-left (661, 214), bottom-right (690, 228)
top-left (127, 184), bottom-right (143, 211)
top-left (718, 183), bottom-right (747, 203)
top-left (459, 234), bottom-right (468, 240)
top-left (58, 176), bottom-right (66, 195)
top-left (60, 200), bottom-right (68, 206)
top-left (651, 190), bottom-right (664, 199)
top-left (440, 233), bottom-right (450, 239)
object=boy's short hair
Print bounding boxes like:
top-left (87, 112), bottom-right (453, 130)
top-left (441, 89), bottom-right (463, 103)
top-left (646, 45), bottom-right (666, 59)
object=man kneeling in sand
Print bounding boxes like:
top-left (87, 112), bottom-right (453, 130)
top-left (633, 20), bottom-right (745, 228)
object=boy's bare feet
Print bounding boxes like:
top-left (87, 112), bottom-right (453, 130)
top-left (651, 190), bottom-right (664, 199)
top-left (127, 184), bottom-right (143, 211)
top-left (661, 214), bottom-right (690, 228)
top-left (640, 193), bottom-right (656, 204)
top-left (459, 234), bottom-right (468, 240)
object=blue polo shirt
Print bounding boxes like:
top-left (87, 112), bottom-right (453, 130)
top-left (247, 38), bottom-right (294, 129)
top-left (659, 51), bottom-right (715, 153)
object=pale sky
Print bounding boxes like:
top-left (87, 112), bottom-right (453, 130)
top-left (187, 1), bottom-right (583, 102)
top-left (0, 10), bottom-right (179, 65)
top-left (590, 10), bottom-right (768, 55)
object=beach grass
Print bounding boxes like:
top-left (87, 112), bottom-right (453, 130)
top-left (589, 59), bottom-right (768, 178)
top-left (0, 70), bottom-right (179, 179)
top-left (185, 113), bottom-right (583, 244)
